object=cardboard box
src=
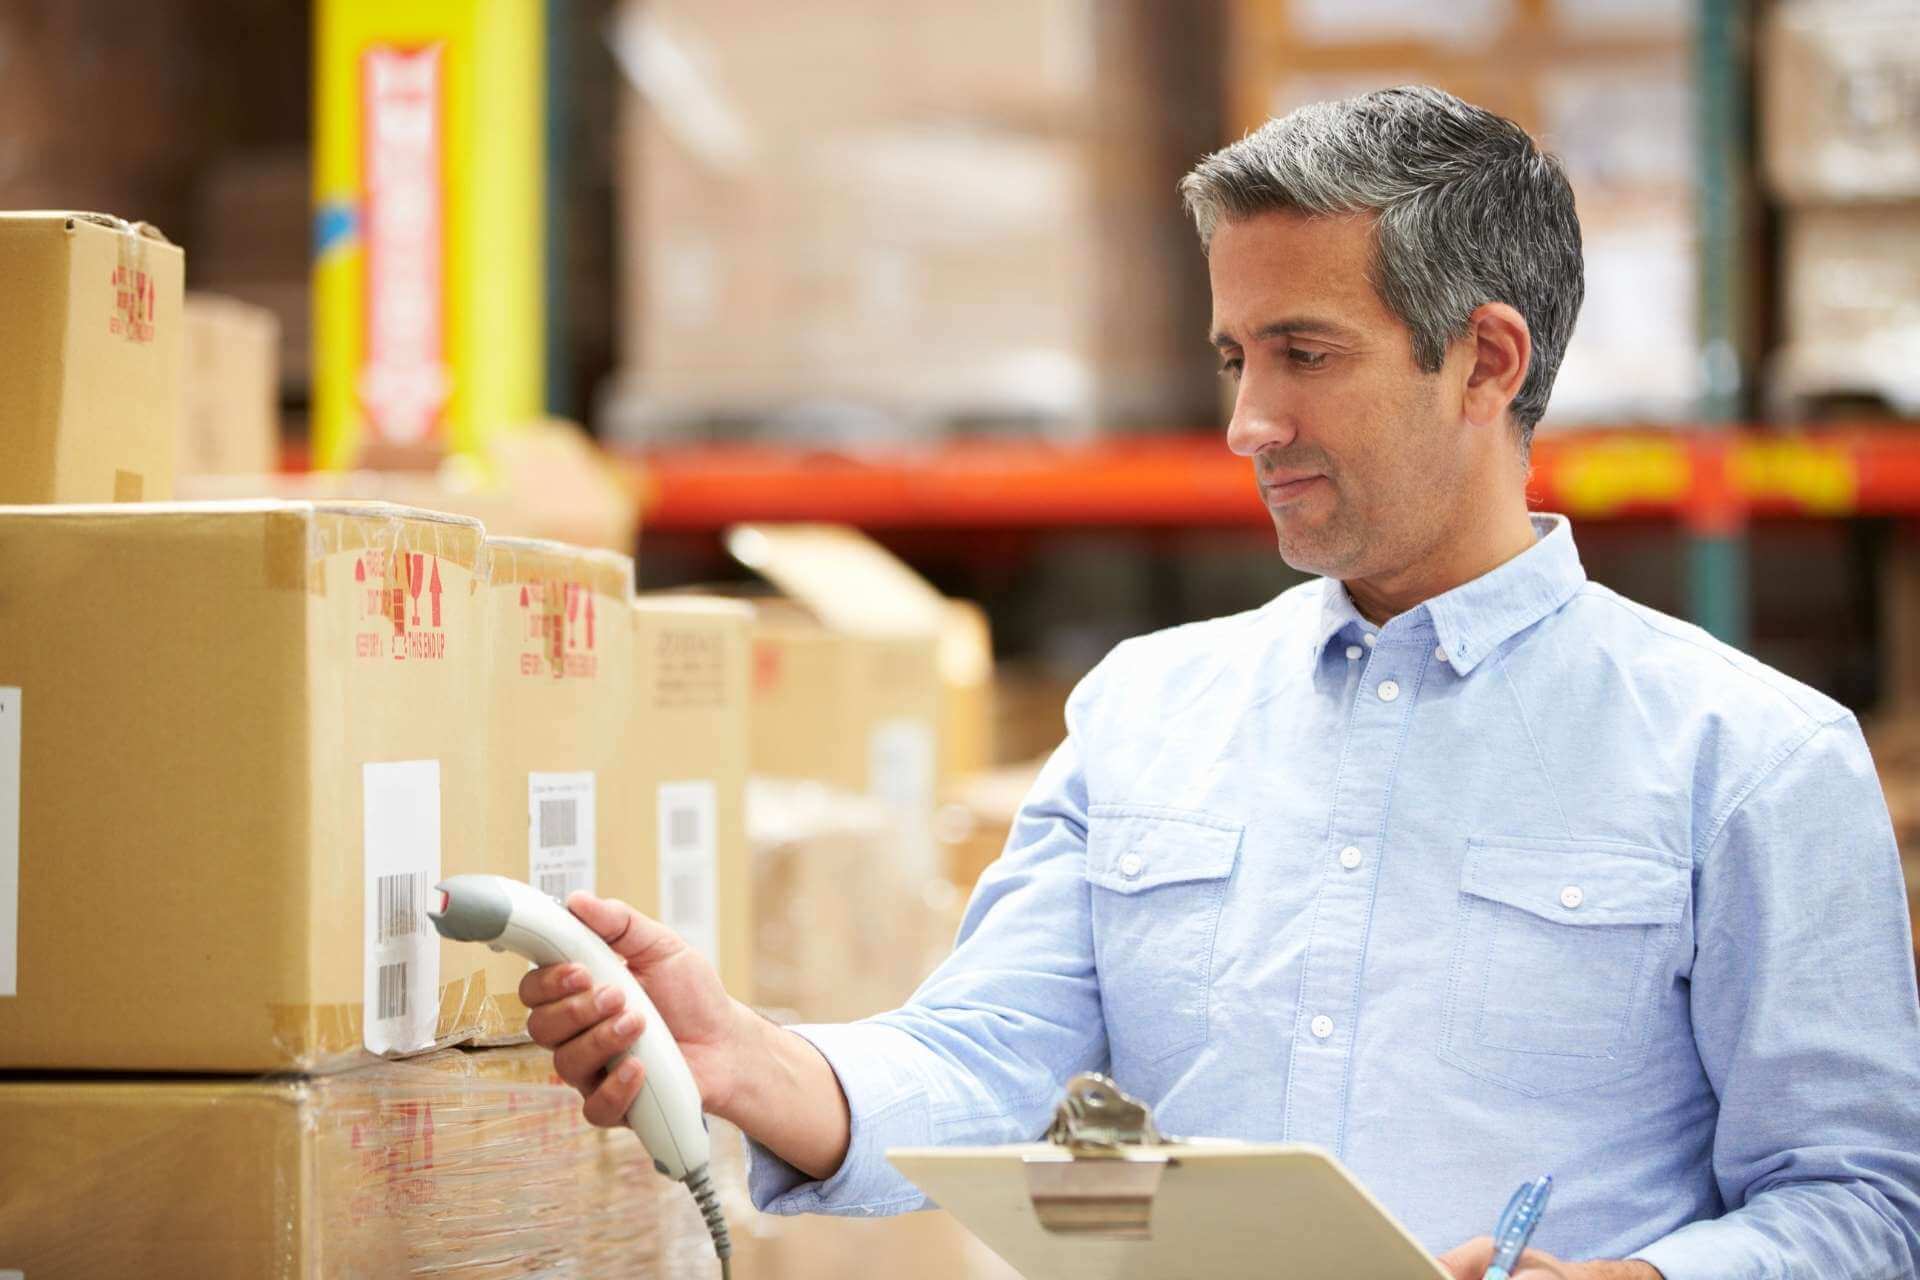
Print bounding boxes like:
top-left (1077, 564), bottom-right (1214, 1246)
top-left (177, 421), bottom-right (641, 552)
top-left (604, 0), bottom-right (1219, 438)
top-left (475, 537), bottom-right (639, 1039)
top-left (725, 524), bottom-right (947, 878)
top-left (935, 758), bottom-right (1048, 893)
top-left (748, 779), bottom-right (963, 1026)
top-left (0, 212), bottom-right (183, 503)
top-left (608, 596), bottom-right (755, 999)
top-left (1772, 204), bottom-right (1920, 414)
top-left (179, 293), bottom-right (281, 480)
top-left (1762, 5), bottom-right (1920, 204)
top-left (0, 1045), bottom-right (723, 1279)
top-left (0, 501), bottom-right (496, 1071)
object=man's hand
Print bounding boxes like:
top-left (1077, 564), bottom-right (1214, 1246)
top-left (1437, 1238), bottom-right (1663, 1280)
top-left (519, 892), bottom-right (753, 1127)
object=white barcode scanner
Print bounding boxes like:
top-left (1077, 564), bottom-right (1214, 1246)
top-left (428, 874), bottom-right (732, 1276)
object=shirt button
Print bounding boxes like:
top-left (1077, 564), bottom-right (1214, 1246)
top-left (1560, 885), bottom-right (1584, 909)
top-left (1345, 644), bottom-right (1362, 660)
top-left (1377, 679), bottom-right (1400, 702)
top-left (1119, 853), bottom-right (1144, 879)
top-left (1434, 645), bottom-right (1449, 663)
top-left (1310, 1015), bottom-right (1334, 1039)
top-left (1361, 633), bottom-right (1377, 648)
top-left (1338, 845), bottom-right (1363, 869)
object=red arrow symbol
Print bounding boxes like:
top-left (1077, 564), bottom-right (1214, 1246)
top-left (354, 556), bottom-right (366, 583)
top-left (585, 592), bottom-right (595, 650)
top-left (429, 557), bottom-right (443, 628)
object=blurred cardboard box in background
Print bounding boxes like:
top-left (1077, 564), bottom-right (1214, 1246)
top-left (1762, 4), bottom-right (1920, 205)
top-left (611, 596), bottom-right (757, 999)
top-left (179, 292), bottom-right (280, 480)
top-left (0, 213), bottom-right (182, 503)
top-left (604, 0), bottom-right (1220, 442)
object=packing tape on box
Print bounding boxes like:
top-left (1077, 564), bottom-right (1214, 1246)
top-left (267, 969), bottom-right (506, 1073)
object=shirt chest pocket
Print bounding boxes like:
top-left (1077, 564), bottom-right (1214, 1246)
top-left (1085, 805), bottom-right (1243, 1068)
top-left (1441, 836), bottom-right (1688, 1098)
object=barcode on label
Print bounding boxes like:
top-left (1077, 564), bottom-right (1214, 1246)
top-left (666, 801), bottom-right (703, 853)
top-left (537, 869), bottom-right (582, 901)
top-left (539, 797), bottom-right (578, 848)
top-left (376, 871), bottom-right (427, 944)
top-left (376, 961), bottom-right (410, 1021)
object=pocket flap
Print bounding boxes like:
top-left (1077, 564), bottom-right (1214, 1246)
top-left (1087, 805), bottom-right (1242, 894)
top-left (1463, 836), bottom-right (1687, 926)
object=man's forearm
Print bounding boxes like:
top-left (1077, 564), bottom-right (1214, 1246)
top-left (712, 1004), bottom-right (852, 1181)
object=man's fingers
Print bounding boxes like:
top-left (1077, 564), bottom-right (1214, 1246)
top-left (1436, 1237), bottom-right (1495, 1280)
top-left (581, 1056), bottom-right (647, 1128)
top-left (565, 892), bottom-right (680, 965)
top-left (518, 961), bottom-right (591, 1010)
top-left (526, 983), bottom-right (626, 1051)
top-left (551, 1006), bottom-right (647, 1091)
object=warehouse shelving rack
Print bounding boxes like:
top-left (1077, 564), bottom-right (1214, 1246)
top-left (614, 427), bottom-right (1920, 648)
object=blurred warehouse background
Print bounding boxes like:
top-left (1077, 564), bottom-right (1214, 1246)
top-left (4, 2), bottom-right (1920, 1274)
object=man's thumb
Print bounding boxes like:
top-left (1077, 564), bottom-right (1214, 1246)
top-left (1435, 1236), bottom-right (1495, 1280)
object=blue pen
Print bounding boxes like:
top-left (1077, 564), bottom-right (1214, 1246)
top-left (1485, 1175), bottom-right (1553, 1280)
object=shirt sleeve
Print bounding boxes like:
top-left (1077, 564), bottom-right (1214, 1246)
top-left (1630, 716), bottom-right (1920, 1280)
top-left (744, 678), bottom-right (1112, 1216)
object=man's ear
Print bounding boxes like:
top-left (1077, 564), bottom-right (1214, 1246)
top-left (1461, 302), bottom-right (1532, 430)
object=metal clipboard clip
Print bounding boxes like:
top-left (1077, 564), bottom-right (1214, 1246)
top-left (1023, 1073), bottom-right (1178, 1239)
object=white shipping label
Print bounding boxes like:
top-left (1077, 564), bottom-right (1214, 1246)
top-left (657, 781), bottom-right (718, 964)
top-left (0, 688), bottom-right (18, 998)
top-left (2, 1268), bottom-right (24, 1279)
top-left (870, 717), bottom-right (938, 881)
top-left (363, 761), bottom-right (442, 1054)
top-left (529, 771), bottom-right (596, 902)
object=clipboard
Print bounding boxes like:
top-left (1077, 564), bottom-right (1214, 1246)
top-left (886, 1075), bottom-right (1452, 1280)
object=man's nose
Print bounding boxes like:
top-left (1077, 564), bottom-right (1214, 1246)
top-left (1225, 373), bottom-right (1298, 457)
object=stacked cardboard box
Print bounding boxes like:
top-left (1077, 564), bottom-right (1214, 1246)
top-left (725, 523), bottom-right (994, 883)
top-left (474, 537), bottom-right (641, 1040)
top-left (0, 501), bottom-right (505, 1070)
top-left (179, 292), bottom-right (281, 481)
top-left (621, 597), bottom-right (757, 998)
top-left (603, 0), bottom-right (1219, 441)
top-left (0, 1045), bottom-right (729, 1278)
top-left (1225, 0), bottom-right (1701, 425)
top-left (1762, 5), bottom-right (1920, 415)
top-left (0, 212), bottom-right (184, 504)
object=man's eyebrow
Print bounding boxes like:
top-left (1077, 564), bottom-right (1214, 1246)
top-left (1210, 317), bottom-right (1360, 348)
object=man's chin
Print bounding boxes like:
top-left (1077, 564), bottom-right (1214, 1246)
top-left (1270, 520), bottom-right (1352, 580)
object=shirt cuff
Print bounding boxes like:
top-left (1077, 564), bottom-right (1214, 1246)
top-left (1630, 1215), bottom-right (1789, 1280)
top-left (742, 1020), bottom-right (938, 1217)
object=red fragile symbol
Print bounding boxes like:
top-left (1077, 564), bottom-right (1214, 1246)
top-left (408, 552), bottom-right (424, 624)
top-left (565, 583), bottom-right (581, 649)
top-left (428, 557), bottom-right (443, 628)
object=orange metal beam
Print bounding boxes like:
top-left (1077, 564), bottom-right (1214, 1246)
top-left (618, 427), bottom-right (1920, 532)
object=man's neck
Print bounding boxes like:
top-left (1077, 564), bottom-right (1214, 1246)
top-left (1343, 498), bottom-right (1538, 627)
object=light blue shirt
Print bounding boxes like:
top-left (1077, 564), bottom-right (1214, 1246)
top-left (748, 515), bottom-right (1920, 1278)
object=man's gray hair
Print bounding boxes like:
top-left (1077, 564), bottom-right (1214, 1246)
top-left (1179, 86), bottom-right (1583, 444)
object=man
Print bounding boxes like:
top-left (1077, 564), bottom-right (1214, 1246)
top-left (524, 88), bottom-right (1920, 1277)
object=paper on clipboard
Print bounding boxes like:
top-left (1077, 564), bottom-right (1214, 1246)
top-left (885, 1141), bottom-right (1452, 1280)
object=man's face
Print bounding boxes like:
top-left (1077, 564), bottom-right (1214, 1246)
top-left (1209, 211), bottom-right (1470, 581)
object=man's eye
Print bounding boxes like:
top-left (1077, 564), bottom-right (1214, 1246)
top-left (1217, 357), bottom-right (1244, 380)
top-left (1288, 348), bottom-right (1328, 369)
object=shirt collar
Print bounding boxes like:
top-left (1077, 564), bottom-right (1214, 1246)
top-left (1312, 514), bottom-right (1586, 676)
